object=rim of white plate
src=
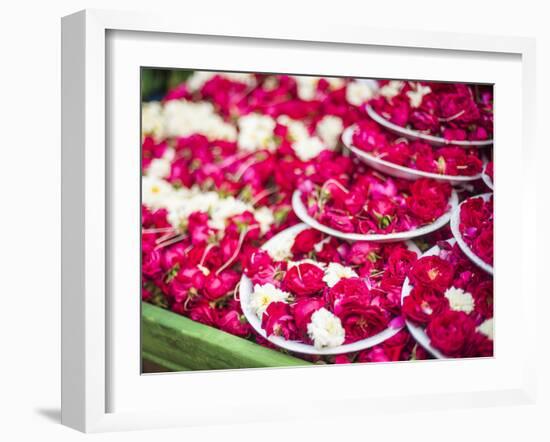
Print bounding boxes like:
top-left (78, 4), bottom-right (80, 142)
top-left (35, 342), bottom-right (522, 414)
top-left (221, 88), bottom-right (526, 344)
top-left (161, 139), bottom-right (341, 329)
top-left (449, 192), bottom-right (494, 275)
top-left (400, 240), bottom-right (454, 359)
top-left (292, 189), bottom-right (458, 243)
top-left (365, 104), bottom-right (493, 148)
top-left (481, 163), bottom-right (494, 190)
top-left (341, 126), bottom-right (483, 183)
top-left (239, 223), bottom-right (420, 355)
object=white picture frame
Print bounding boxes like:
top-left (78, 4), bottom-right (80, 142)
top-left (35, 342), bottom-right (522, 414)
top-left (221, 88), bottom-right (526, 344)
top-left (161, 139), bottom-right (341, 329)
top-left (61, 9), bottom-right (537, 433)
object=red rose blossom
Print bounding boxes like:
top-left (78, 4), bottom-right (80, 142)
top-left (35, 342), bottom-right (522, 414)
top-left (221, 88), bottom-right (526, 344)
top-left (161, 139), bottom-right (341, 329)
top-left (291, 228), bottom-right (323, 255)
top-left (426, 310), bottom-right (476, 357)
top-left (282, 263), bottom-right (325, 297)
top-left (334, 296), bottom-right (388, 343)
top-left (387, 247), bottom-right (418, 280)
top-left (261, 302), bottom-right (298, 340)
top-left (327, 277), bottom-right (370, 309)
top-left (218, 310), bottom-right (251, 337)
top-left (409, 256), bottom-right (454, 293)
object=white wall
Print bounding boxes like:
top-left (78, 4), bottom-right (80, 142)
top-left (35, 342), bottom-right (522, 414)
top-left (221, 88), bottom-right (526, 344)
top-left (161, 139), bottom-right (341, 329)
top-left (0, 0), bottom-right (547, 440)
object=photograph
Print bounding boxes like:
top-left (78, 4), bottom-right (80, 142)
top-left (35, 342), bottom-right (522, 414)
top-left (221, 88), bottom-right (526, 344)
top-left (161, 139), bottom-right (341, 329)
top-left (1, 0), bottom-right (546, 438)
top-left (140, 69), bottom-right (494, 372)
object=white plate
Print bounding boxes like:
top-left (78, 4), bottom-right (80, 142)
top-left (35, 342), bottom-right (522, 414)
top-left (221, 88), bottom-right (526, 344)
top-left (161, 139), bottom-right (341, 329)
top-left (292, 188), bottom-right (458, 243)
top-left (449, 193), bottom-right (493, 275)
top-left (366, 104), bottom-right (493, 148)
top-left (400, 240), bottom-right (453, 359)
top-left (481, 163), bottom-right (494, 190)
top-left (239, 223), bottom-right (419, 356)
top-left (342, 126), bottom-right (483, 184)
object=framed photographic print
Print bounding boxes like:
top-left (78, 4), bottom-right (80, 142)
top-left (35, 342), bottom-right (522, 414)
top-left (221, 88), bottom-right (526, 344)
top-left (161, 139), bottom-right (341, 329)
top-left (61, 9), bottom-right (537, 433)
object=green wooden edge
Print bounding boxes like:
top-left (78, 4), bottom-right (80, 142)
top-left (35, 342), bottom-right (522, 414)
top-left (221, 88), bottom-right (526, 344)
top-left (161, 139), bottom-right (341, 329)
top-left (142, 350), bottom-right (191, 372)
top-left (142, 302), bottom-right (311, 371)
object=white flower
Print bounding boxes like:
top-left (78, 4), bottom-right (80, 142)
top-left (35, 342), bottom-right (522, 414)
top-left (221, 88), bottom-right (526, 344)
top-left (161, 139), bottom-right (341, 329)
top-left (237, 113), bottom-right (277, 152)
top-left (165, 190), bottom-right (254, 232)
top-left (208, 196), bottom-right (250, 230)
top-left (186, 71), bottom-right (256, 92)
top-left (444, 287), bottom-right (475, 314)
top-left (293, 75), bottom-right (319, 101)
top-left (145, 147), bottom-right (175, 179)
top-left (253, 206), bottom-right (275, 234)
top-left (145, 184), bottom-right (260, 233)
top-left (141, 101), bottom-right (166, 139)
top-left (186, 71), bottom-right (216, 92)
top-left (307, 308), bottom-right (346, 349)
top-left (322, 262), bottom-right (359, 288)
top-left (278, 115), bottom-right (327, 160)
top-left (262, 232), bottom-right (295, 261)
top-left (379, 80), bottom-right (405, 99)
top-left (476, 318), bottom-right (494, 340)
top-left (142, 176), bottom-right (175, 210)
top-left (406, 82), bottom-right (432, 108)
top-left (250, 283), bottom-right (291, 318)
top-left (293, 75), bottom-right (344, 101)
top-left (293, 136), bottom-right (326, 162)
top-left (222, 72), bottom-right (257, 87)
top-left (163, 100), bottom-right (237, 140)
top-left (262, 76), bottom-right (279, 91)
top-left (316, 115), bottom-right (344, 150)
top-left (146, 158), bottom-right (171, 179)
top-left (326, 77), bottom-right (345, 90)
top-left (278, 115), bottom-right (310, 142)
top-left (346, 80), bottom-right (374, 106)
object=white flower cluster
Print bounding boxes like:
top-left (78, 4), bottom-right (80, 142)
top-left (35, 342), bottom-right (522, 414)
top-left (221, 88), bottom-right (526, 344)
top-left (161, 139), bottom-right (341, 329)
top-left (186, 71), bottom-right (256, 93)
top-left (262, 231), bottom-right (296, 262)
top-left (253, 207), bottom-right (275, 235)
top-left (250, 283), bottom-right (291, 318)
top-left (141, 101), bottom-right (166, 140)
top-left (379, 80), bottom-right (405, 99)
top-left (293, 137), bottom-right (326, 162)
top-left (142, 99), bottom-right (237, 141)
top-left (315, 115), bottom-right (344, 150)
top-left (278, 115), bottom-right (329, 161)
top-left (237, 113), bottom-right (278, 152)
top-left (346, 80), bottom-right (374, 106)
top-left (142, 176), bottom-right (274, 234)
top-left (145, 147), bottom-right (175, 179)
top-left (406, 82), bottom-right (432, 108)
top-left (322, 262), bottom-right (359, 288)
top-left (163, 100), bottom-right (237, 140)
top-left (142, 175), bottom-right (178, 210)
top-left (292, 75), bottom-right (344, 101)
top-left (444, 286), bottom-right (475, 314)
top-left (307, 308), bottom-right (346, 349)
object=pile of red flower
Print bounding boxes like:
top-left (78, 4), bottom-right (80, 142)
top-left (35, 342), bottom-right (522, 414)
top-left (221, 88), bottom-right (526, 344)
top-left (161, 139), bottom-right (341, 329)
top-left (402, 241), bottom-right (493, 357)
top-left (370, 81), bottom-right (493, 142)
top-left (243, 227), bottom-right (417, 348)
top-left (300, 170), bottom-right (453, 234)
top-left (351, 120), bottom-right (484, 176)
top-left (142, 206), bottom-right (272, 338)
top-left (458, 195), bottom-right (494, 265)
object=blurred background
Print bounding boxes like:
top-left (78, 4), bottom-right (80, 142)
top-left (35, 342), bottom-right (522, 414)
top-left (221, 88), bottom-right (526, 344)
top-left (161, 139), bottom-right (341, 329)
top-left (141, 68), bottom-right (193, 101)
